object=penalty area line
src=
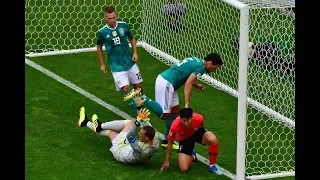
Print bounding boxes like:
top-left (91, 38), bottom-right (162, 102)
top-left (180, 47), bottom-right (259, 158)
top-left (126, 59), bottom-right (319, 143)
top-left (25, 58), bottom-right (236, 179)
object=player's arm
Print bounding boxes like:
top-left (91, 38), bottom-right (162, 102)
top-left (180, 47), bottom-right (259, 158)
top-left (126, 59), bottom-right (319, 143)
top-left (184, 73), bottom-right (197, 108)
top-left (126, 108), bottom-right (151, 154)
top-left (161, 128), bottom-right (176, 171)
top-left (141, 121), bottom-right (152, 127)
top-left (126, 120), bottom-right (143, 154)
top-left (96, 31), bottom-right (107, 73)
top-left (129, 37), bottom-right (137, 55)
top-left (184, 68), bottom-right (205, 108)
top-left (125, 23), bottom-right (138, 62)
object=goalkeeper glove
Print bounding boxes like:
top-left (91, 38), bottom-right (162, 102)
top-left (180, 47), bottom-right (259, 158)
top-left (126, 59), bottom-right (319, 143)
top-left (136, 108), bottom-right (150, 123)
top-left (132, 92), bottom-right (146, 108)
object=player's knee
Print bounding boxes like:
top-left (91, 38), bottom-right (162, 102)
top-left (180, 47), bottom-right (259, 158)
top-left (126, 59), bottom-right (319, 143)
top-left (171, 106), bottom-right (180, 115)
top-left (161, 113), bottom-right (170, 120)
top-left (179, 165), bottom-right (189, 172)
top-left (204, 132), bottom-right (218, 145)
top-left (121, 85), bottom-right (130, 93)
top-left (134, 83), bottom-right (143, 89)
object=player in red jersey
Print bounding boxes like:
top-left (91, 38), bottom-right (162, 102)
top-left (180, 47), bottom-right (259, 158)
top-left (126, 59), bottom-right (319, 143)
top-left (160, 107), bottom-right (222, 175)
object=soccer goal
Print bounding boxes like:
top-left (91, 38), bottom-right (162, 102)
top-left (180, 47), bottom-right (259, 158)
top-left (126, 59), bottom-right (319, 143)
top-left (25, 0), bottom-right (295, 179)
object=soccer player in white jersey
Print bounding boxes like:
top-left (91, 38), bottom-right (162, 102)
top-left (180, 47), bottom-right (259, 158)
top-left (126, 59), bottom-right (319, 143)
top-left (96, 5), bottom-right (144, 115)
top-left (77, 107), bottom-right (160, 164)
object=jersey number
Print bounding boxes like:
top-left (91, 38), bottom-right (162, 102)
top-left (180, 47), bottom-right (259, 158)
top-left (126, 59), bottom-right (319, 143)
top-left (112, 37), bottom-right (121, 45)
top-left (176, 57), bottom-right (194, 66)
top-left (136, 73), bottom-right (142, 80)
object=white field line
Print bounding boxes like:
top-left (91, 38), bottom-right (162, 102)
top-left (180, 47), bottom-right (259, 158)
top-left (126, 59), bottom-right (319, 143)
top-left (25, 58), bottom-right (236, 179)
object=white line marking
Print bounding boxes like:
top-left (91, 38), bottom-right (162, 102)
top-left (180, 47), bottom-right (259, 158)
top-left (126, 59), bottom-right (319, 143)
top-left (25, 58), bottom-right (236, 179)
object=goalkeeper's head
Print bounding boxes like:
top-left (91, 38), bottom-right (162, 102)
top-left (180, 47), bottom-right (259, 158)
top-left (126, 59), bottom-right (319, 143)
top-left (204, 53), bottom-right (223, 73)
top-left (138, 126), bottom-right (156, 143)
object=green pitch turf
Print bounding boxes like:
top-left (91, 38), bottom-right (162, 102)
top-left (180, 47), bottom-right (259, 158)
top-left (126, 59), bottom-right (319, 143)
top-left (26, 0), bottom-right (295, 179)
top-left (26, 48), bottom-right (294, 180)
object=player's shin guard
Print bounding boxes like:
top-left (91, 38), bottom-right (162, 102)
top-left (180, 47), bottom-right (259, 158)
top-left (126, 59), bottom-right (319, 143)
top-left (142, 95), bottom-right (163, 118)
top-left (123, 91), bottom-right (139, 115)
top-left (164, 114), bottom-right (178, 140)
top-left (208, 143), bottom-right (219, 166)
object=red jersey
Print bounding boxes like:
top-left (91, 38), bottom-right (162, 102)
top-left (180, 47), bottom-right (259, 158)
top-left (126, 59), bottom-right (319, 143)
top-left (167, 113), bottom-right (204, 142)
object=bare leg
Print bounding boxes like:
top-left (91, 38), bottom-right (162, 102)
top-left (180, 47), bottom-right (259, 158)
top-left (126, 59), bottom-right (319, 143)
top-left (107, 130), bottom-right (119, 141)
top-left (120, 120), bottom-right (135, 133)
top-left (178, 153), bottom-right (194, 172)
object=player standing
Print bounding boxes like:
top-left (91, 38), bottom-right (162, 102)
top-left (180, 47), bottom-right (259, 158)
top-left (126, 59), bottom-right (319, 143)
top-left (96, 5), bottom-right (143, 115)
top-left (78, 107), bottom-right (160, 164)
top-left (160, 107), bottom-right (222, 175)
top-left (124, 53), bottom-right (223, 148)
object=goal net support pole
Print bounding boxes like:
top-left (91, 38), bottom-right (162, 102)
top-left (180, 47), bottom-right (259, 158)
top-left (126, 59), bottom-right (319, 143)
top-left (26, 0), bottom-right (295, 179)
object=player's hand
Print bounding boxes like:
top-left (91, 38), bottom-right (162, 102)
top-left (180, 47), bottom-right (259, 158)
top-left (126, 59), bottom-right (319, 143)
top-left (132, 53), bottom-right (138, 62)
top-left (196, 83), bottom-right (205, 91)
top-left (160, 160), bottom-right (169, 171)
top-left (100, 64), bottom-right (108, 73)
top-left (133, 92), bottom-right (146, 107)
top-left (185, 103), bottom-right (189, 108)
top-left (137, 108), bottom-right (150, 122)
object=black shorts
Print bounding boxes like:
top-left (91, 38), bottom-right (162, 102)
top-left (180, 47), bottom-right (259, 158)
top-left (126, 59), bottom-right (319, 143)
top-left (178, 127), bottom-right (207, 156)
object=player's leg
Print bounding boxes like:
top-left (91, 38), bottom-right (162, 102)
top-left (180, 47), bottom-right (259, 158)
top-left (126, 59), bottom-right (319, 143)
top-left (77, 107), bottom-right (121, 139)
top-left (91, 115), bottom-right (132, 135)
top-left (101, 120), bottom-right (131, 132)
top-left (106, 130), bottom-right (119, 141)
top-left (154, 74), bottom-right (175, 120)
top-left (177, 138), bottom-right (196, 172)
top-left (119, 120), bottom-right (135, 133)
top-left (125, 74), bottom-right (167, 118)
top-left (163, 91), bottom-right (180, 142)
top-left (127, 63), bottom-right (144, 100)
top-left (194, 127), bottom-right (222, 175)
top-left (112, 71), bottom-right (138, 115)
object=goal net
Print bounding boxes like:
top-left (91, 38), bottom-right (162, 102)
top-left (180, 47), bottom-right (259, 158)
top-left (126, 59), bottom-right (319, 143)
top-left (141, 0), bottom-right (295, 179)
top-left (25, 0), bottom-right (295, 179)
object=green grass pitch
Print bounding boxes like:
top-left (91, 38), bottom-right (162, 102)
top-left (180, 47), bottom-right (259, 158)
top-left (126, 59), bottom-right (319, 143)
top-left (25, 0), bottom-right (294, 179)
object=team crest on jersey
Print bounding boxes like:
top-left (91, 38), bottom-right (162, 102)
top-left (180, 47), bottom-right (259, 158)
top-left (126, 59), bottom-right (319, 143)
top-left (112, 31), bottom-right (117, 37)
top-left (119, 28), bottom-right (125, 36)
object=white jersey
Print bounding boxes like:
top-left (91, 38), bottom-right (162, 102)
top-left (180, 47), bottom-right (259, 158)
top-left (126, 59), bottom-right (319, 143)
top-left (110, 131), bottom-right (160, 164)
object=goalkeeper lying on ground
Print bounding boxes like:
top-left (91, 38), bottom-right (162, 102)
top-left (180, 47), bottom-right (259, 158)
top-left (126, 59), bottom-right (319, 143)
top-left (77, 107), bottom-right (160, 164)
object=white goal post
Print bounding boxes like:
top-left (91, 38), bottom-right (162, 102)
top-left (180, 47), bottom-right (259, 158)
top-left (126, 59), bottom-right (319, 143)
top-left (25, 0), bottom-right (295, 179)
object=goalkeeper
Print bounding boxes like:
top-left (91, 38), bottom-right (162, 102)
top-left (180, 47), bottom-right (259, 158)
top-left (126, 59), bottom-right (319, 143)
top-left (77, 107), bottom-right (160, 164)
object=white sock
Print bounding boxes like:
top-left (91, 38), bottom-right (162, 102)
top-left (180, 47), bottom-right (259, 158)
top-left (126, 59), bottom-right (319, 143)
top-left (86, 121), bottom-right (94, 130)
top-left (86, 122), bottom-right (109, 136)
top-left (98, 130), bottom-right (110, 136)
top-left (101, 120), bottom-right (131, 131)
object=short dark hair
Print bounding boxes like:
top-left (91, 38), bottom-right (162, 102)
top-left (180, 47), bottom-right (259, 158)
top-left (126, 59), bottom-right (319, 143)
top-left (204, 53), bottom-right (223, 66)
top-left (142, 126), bottom-right (156, 140)
top-left (179, 108), bottom-right (193, 119)
top-left (104, 5), bottom-right (116, 13)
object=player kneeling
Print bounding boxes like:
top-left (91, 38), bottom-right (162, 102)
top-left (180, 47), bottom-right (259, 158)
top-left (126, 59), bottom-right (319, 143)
top-left (160, 108), bottom-right (222, 175)
top-left (77, 107), bottom-right (160, 164)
